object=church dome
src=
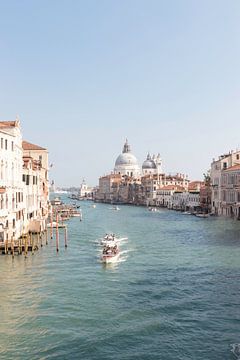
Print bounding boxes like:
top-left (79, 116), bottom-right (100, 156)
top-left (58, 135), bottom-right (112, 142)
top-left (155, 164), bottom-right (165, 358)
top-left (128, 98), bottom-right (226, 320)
top-left (115, 152), bottom-right (138, 167)
top-left (142, 153), bottom-right (157, 169)
top-left (114, 139), bottom-right (140, 177)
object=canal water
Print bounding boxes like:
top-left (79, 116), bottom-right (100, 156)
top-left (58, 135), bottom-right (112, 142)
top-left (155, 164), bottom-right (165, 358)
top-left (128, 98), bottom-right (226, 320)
top-left (0, 198), bottom-right (240, 360)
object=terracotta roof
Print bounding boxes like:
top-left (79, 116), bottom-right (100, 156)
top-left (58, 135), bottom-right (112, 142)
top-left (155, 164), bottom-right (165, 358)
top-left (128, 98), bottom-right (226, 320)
top-left (22, 140), bottom-right (46, 151)
top-left (188, 181), bottom-right (204, 190)
top-left (224, 164), bottom-right (240, 172)
top-left (0, 121), bottom-right (18, 128)
top-left (159, 185), bottom-right (185, 191)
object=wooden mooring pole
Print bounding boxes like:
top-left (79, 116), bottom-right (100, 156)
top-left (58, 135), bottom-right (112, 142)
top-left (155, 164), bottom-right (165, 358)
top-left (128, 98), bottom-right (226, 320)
top-left (64, 227), bottom-right (68, 248)
top-left (11, 237), bottom-right (14, 259)
top-left (50, 211), bottom-right (53, 239)
top-left (46, 228), bottom-right (48, 245)
top-left (56, 213), bottom-right (59, 252)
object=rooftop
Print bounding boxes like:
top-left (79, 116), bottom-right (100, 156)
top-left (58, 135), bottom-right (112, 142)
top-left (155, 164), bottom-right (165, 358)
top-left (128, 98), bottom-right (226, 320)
top-left (0, 120), bottom-right (19, 128)
top-left (22, 140), bottom-right (46, 151)
top-left (224, 164), bottom-right (240, 172)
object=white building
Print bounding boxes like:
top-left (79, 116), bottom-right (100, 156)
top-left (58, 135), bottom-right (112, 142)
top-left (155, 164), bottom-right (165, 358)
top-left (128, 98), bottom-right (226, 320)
top-left (78, 179), bottom-right (93, 198)
top-left (22, 141), bottom-right (49, 232)
top-left (142, 153), bottom-right (162, 175)
top-left (0, 120), bottom-right (24, 242)
top-left (114, 139), bottom-right (141, 178)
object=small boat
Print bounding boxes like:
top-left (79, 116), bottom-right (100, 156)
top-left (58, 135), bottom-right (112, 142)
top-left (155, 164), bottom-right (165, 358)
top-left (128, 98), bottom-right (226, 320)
top-left (101, 244), bottom-right (120, 264)
top-left (109, 206), bottom-right (120, 211)
top-left (92, 204), bottom-right (96, 208)
top-left (71, 212), bottom-right (81, 217)
top-left (148, 207), bottom-right (158, 212)
top-left (100, 233), bottom-right (128, 246)
top-left (47, 222), bottom-right (67, 228)
top-left (51, 197), bottom-right (62, 206)
top-left (195, 213), bottom-right (209, 218)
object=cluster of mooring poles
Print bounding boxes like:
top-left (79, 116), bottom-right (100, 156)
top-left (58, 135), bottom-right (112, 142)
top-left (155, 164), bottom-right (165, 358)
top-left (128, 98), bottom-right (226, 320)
top-left (0, 210), bottom-right (68, 258)
top-left (49, 211), bottom-right (68, 252)
top-left (0, 229), bottom-right (48, 258)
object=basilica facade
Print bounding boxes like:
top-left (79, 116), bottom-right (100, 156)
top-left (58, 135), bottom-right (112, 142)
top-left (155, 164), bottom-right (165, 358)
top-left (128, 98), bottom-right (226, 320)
top-left (114, 139), bottom-right (162, 178)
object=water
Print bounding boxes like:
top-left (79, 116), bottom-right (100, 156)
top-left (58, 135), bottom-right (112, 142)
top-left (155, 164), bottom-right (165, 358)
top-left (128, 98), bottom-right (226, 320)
top-left (1, 199), bottom-right (240, 360)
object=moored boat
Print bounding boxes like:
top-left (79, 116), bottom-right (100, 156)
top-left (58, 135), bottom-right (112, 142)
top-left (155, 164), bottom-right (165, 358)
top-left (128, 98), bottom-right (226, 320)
top-left (195, 213), bottom-right (209, 218)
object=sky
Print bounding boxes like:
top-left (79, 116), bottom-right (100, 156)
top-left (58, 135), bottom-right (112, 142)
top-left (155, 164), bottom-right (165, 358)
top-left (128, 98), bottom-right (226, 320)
top-left (0, 0), bottom-right (239, 187)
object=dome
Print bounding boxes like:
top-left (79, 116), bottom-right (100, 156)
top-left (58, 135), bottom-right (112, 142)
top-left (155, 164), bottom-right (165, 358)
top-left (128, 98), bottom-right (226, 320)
top-left (142, 159), bottom-right (157, 169)
top-left (115, 153), bottom-right (138, 167)
top-left (114, 139), bottom-right (140, 178)
top-left (142, 153), bottom-right (157, 169)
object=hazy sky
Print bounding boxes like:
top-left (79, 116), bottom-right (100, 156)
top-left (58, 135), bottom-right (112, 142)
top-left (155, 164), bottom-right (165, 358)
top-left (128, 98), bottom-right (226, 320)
top-left (1, 0), bottom-right (239, 187)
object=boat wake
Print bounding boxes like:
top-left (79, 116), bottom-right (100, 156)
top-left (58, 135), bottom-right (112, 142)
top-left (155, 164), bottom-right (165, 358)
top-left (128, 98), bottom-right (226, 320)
top-left (231, 344), bottom-right (240, 359)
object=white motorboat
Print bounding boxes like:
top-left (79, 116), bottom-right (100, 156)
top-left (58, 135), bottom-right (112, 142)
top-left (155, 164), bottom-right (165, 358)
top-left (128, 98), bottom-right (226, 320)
top-left (47, 221), bottom-right (67, 228)
top-left (148, 207), bottom-right (158, 212)
top-left (109, 206), bottom-right (120, 211)
top-left (51, 197), bottom-right (62, 206)
top-left (100, 234), bottom-right (128, 246)
top-left (71, 212), bottom-right (81, 217)
top-left (101, 244), bottom-right (120, 264)
top-left (195, 213), bottom-right (209, 218)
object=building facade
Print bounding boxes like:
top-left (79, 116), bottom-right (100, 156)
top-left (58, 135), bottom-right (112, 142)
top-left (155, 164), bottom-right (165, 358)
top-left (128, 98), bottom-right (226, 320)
top-left (0, 120), bottom-right (49, 245)
top-left (211, 150), bottom-right (240, 216)
top-left (114, 139), bottom-right (141, 178)
top-left (0, 121), bottom-right (24, 242)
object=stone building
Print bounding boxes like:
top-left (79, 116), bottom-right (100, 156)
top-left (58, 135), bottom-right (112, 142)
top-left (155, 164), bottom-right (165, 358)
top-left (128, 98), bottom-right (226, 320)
top-left (114, 139), bottom-right (141, 178)
top-left (0, 120), bottom-right (24, 242)
top-left (221, 164), bottom-right (240, 219)
top-left (211, 150), bottom-right (240, 215)
top-left (0, 120), bottom-right (49, 244)
top-left (96, 138), bottom-right (190, 207)
top-left (22, 141), bottom-right (49, 232)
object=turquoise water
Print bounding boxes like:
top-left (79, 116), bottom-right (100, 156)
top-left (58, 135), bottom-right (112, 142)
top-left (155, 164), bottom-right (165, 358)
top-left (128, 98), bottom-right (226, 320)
top-left (1, 199), bottom-right (240, 360)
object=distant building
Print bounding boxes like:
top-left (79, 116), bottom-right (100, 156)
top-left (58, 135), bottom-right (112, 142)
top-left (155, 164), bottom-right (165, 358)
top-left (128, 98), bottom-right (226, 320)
top-left (78, 179), bottom-right (94, 198)
top-left (142, 153), bottom-right (162, 175)
top-left (114, 139), bottom-right (141, 178)
top-left (96, 138), bottom-right (191, 207)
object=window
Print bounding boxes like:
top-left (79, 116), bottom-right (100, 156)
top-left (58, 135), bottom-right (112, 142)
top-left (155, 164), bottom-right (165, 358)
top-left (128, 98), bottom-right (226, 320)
top-left (5, 139), bottom-right (7, 150)
top-left (11, 141), bottom-right (14, 151)
top-left (237, 154), bottom-right (240, 160)
top-left (26, 175), bottom-right (30, 185)
top-left (1, 138), bottom-right (3, 149)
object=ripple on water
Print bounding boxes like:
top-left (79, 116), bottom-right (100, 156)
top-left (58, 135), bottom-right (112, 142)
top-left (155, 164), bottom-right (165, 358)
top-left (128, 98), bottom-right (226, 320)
top-left (0, 200), bottom-right (240, 360)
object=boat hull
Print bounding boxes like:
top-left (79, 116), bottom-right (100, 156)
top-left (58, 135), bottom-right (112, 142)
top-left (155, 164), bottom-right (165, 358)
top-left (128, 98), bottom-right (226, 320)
top-left (101, 252), bottom-right (120, 264)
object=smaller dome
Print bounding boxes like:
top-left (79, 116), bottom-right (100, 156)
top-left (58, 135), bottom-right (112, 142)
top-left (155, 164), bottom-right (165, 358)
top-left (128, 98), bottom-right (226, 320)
top-left (142, 159), bottom-right (157, 169)
top-left (142, 153), bottom-right (157, 169)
